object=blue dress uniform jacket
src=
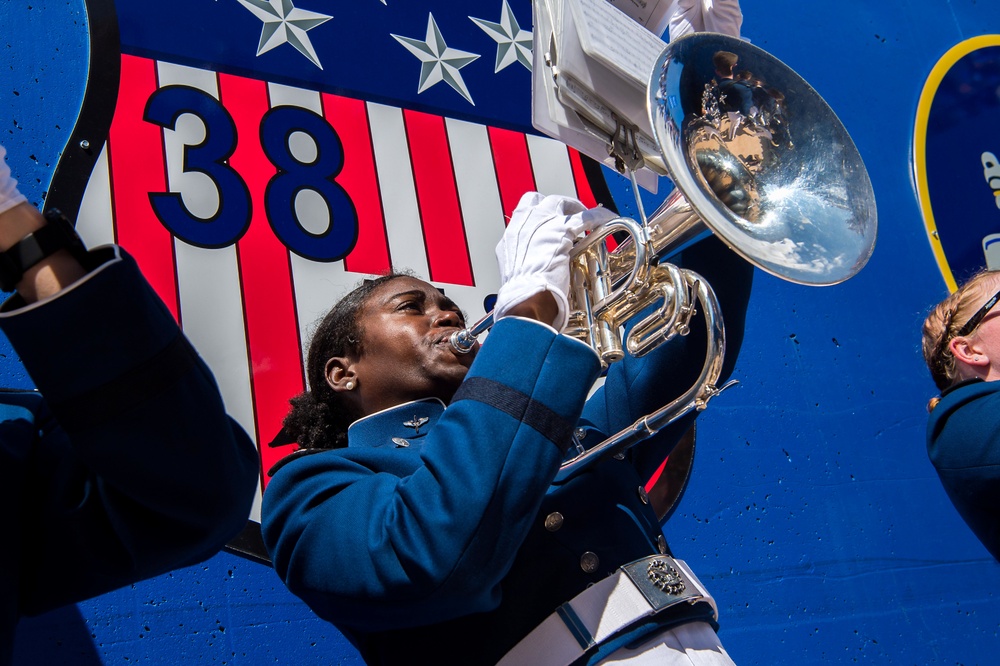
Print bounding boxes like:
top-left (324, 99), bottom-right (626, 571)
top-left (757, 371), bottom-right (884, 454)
top-left (927, 378), bottom-right (1000, 560)
top-left (0, 247), bottom-right (258, 665)
top-left (263, 315), bottom-right (719, 665)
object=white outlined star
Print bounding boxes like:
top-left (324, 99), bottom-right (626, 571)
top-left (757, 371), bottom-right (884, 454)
top-left (236, 0), bottom-right (332, 70)
top-left (470, 1), bottom-right (533, 73)
top-left (392, 13), bottom-right (481, 105)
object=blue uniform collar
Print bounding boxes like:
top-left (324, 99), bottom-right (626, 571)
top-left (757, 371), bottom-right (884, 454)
top-left (941, 377), bottom-right (984, 397)
top-left (347, 398), bottom-right (446, 450)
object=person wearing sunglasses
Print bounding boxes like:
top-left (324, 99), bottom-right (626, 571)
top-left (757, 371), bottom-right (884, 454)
top-left (922, 270), bottom-right (1000, 560)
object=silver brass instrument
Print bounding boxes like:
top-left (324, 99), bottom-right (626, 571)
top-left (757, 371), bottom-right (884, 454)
top-left (451, 33), bottom-right (877, 477)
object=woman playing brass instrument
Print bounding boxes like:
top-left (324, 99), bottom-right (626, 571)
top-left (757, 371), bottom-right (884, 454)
top-left (923, 271), bottom-right (1000, 560)
top-left (261, 192), bottom-right (753, 665)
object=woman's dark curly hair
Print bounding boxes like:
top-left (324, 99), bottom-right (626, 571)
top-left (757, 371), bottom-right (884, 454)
top-left (282, 272), bottom-right (409, 449)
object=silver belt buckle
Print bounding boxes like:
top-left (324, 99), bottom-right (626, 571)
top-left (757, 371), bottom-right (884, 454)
top-left (620, 555), bottom-right (704, 611)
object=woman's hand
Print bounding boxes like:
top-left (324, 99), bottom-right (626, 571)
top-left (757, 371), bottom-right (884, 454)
top-left (493, 192), bottom-right (616, 331)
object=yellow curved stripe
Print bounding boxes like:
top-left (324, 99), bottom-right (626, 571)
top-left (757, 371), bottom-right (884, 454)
top-left (913, 35), bottom-right (1000, 293)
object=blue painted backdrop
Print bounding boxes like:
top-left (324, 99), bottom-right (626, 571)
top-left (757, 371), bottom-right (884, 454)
top-left (2, 0), bottom-right (999, 663)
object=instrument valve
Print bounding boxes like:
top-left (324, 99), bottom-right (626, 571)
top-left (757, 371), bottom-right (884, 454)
top-left (674, 305), bottom-right (695, 336)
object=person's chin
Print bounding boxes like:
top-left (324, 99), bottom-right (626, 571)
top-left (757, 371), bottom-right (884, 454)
top-left (459, 345), bottom-right (478, 365)
top-left (430, 367), bottom-right (470, 403)
top-left (445, 364), bottom-right (471, 386)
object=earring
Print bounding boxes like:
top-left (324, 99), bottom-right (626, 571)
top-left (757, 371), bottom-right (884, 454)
top-left (345, 380), bottom-right (355, 390)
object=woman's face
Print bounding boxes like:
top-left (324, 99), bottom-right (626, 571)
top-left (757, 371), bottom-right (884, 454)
top-left (347, 276), bottom-right (477, 414)
top-left (967, 283), bottom-right (1000, 353)
top-left (950, 275), bottom-right (1000, 383)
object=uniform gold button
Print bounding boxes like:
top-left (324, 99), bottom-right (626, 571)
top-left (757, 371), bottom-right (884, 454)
top-left (657, 535), bottom-right (668, 554)
top-left (638, 486), bottom-right (649, 504)
top-left (580, 552), bottom-right (600, 573)
top-left (544, 512), bottom-right (564, 532)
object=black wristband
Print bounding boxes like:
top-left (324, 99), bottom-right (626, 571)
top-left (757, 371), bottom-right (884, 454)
top-left (0, 209), bottom-right (88, 292)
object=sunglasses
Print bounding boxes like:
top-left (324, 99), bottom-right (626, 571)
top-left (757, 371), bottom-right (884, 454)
top-left (956, 287), bottom-right (1000, 337)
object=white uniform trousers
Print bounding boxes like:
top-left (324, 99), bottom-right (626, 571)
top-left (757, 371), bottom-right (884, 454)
top-left (599, 620), bottom-right (735, 665)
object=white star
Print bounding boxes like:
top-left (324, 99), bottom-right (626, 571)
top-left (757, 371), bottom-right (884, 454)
top-left (392, 14), bottom-right (481, 105)
top-left (236, 0), bottom-right (332, 70)
top-left (470, 1), bottom-right (533, 73)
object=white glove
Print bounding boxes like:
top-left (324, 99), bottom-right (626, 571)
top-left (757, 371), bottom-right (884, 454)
top-left (494, 192), bottom-right (617, 331)
top-left (668, 0), bottom-right (743, 41)
top-left (0, 145), bottom-right (27, 216)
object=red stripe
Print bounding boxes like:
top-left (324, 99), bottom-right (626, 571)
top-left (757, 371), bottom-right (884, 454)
top-left (488, 126), bottom-right (537, 224)
top-left (403, 110), bottom-right (474, 285)
top-left (569, 149), bottom-right (599, 209)
top-left (219, 74), bottom-right (304, 485)
top-left (323, 94), bottom-right (390, 274)
top-left (108, 54), bottom-right (178, 318)
top-left (645, 456), bottom-right (668, 493)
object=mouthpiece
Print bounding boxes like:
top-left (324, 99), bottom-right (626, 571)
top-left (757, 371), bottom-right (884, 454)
top-left (450, 329), bottom-right (478, 354)
top-left (449, 311), bottom-right (494, 353)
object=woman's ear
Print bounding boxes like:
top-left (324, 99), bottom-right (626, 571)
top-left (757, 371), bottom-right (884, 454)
top-left (950, 336), bottom-right (988, 367)
top-left (325, 357), bottom-right (358, 392)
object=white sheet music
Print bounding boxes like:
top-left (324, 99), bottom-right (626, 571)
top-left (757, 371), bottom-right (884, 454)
top-left (605, 0), bottom-right (674, 36)
top-left (574, 0), bottom-right (671, 84)
top-left (531, 0), bottom-right (670, 191)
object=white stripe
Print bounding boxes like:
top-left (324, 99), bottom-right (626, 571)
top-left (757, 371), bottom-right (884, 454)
top-left (368, 102), bottom-right (430, 278)
top-left (156, 61), bottom-right (262, 520)
top-left (268, 81), bottom-right (323, 112)
top-left (446, 117), bottom-right (505, 322)
top-left (76, 144), bottom-right (116, 248)
top-left (174, 242), bottom-right (261, 520)
top-left (526, 133), bottom-right (578, 198)
top-left (288, 257), bottom-right (363, 374)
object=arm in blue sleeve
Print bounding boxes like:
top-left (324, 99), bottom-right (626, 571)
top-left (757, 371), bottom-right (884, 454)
top-left (262, 318), bottom-right (601, 630)
top-left (581, 236), bottom-right (753, 480)
top-left (1, 247), bottom-right (259, 614)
